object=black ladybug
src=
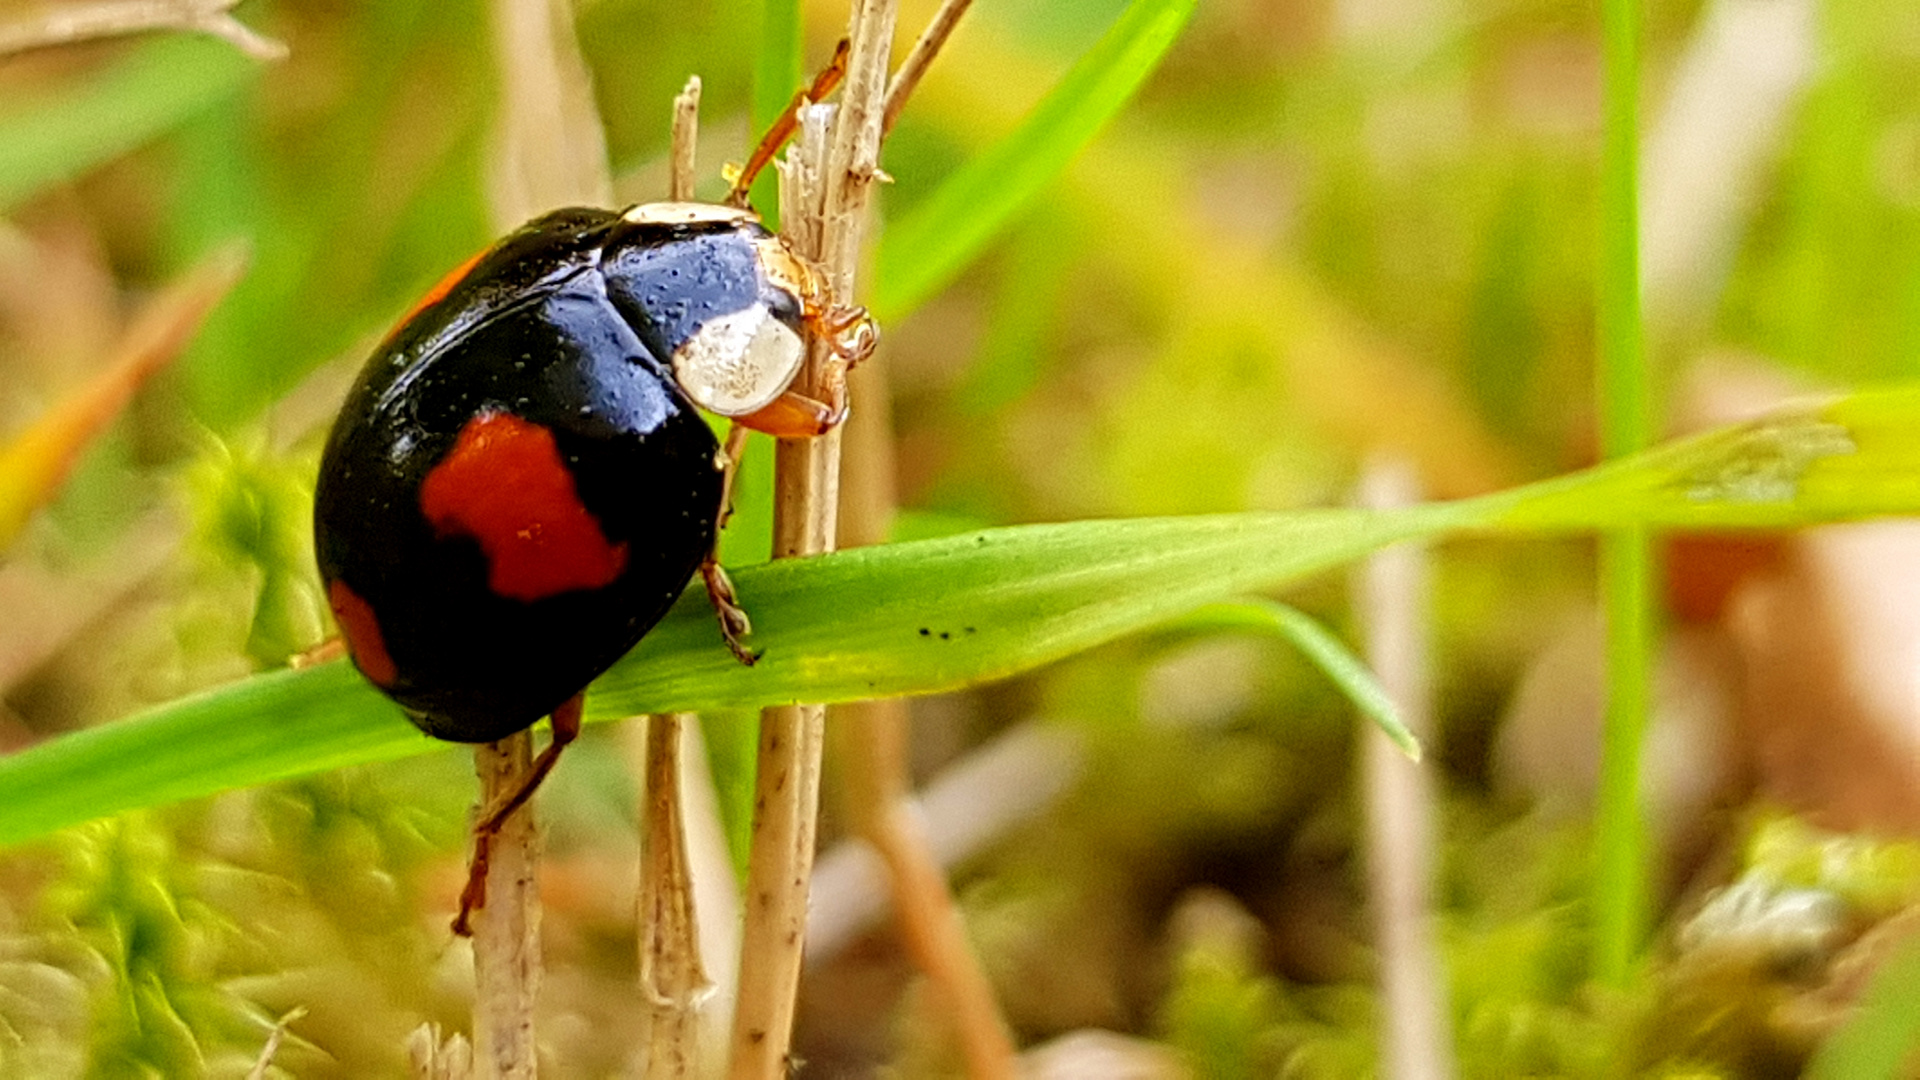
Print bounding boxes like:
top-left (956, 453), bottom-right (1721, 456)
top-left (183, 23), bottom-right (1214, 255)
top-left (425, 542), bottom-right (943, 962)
top-left (314, 202), bottom-right (872, 932)
top-left (315, 202), bottom-right (869, 744)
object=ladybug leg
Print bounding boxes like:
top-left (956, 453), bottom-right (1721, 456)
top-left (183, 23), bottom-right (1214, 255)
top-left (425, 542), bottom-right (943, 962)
top-left (451, 693), bottom-right (586, 936)
top-left (726, 38), bottom-right (852, 207)
top-left (819, 303), bottom-right (878, 367)
top-left (700, 559), bottom-right (759, 665)
top-left (715, 422), bottom-right (751, 530)
top-left (731, 306), bottom-right (874, 439)
top-left (734, 387), bottom-right (844, 439)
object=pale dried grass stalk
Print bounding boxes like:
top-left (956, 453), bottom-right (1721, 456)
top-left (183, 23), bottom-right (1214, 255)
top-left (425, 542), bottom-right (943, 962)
top-left (0, 0), bottom-right (285, 59)
top-left (725, 2), bottom-right (898, 1074)
top-left (637, 713), bottom-right (714, 1079)
top-left (630, 76), bottom-right (715, 1080)
top-left (882, 0), bottom-right (973, 135)
top-left (470, 735), bottom-right (543, 1080)
top-left (245, 1007), bottom-right (308, 1080)
top-left (465, 2), bottom-right (618, 1075)
top-left (670, 77), bottom-right (702, 202)
top-left (1357, 458), bottom-right (1452, 1080)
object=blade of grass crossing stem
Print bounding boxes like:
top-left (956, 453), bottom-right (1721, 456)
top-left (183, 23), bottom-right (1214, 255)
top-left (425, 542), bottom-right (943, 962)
top-left (870, 0), bottom-right (1198, 321)
top-left (1594, 0), bottom-right (1653, 989)
top-left (9, 387), bottom-right (1920, 845)
top-left (0, 35), bottom-right (259, 212)
top-left (1173, 602), bottom-right (1420, 761)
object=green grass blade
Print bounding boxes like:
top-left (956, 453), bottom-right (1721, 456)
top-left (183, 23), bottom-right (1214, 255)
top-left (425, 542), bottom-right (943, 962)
top-left (2, 385), bottom-right (1920, 846)
top-left (1178, 601), bottom-right (1420, 761)
top-left (747, 0), bottom-right (801, 223)
top-left (870, 0), bottom-right (1198, 321)
top-left (1594, 0), bottom-right (1652, 990)
top-left (0, 36), bottom-right (260, 213)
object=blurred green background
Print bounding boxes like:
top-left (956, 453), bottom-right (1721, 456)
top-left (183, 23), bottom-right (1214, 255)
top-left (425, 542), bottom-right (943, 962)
top-left (3, 0), bottom-right (1920, 1075)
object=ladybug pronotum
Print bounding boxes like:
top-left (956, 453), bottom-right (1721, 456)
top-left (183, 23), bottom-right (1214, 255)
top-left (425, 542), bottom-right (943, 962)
top-left (312, 202), bottom-right (872, 929)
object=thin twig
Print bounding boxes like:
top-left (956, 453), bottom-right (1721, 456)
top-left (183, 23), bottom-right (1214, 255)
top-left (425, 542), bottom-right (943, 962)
top-left (830, 191), bottom-right (1014, 1075)
top-left (637, 714), bottom-right (713, 1079)
top-left (726, 2), bottom-right (899, 1074)
top-left (808, 723), bottom-right (1082, 962)
top-left (463, 0), bottom-right (618, 1074)
top-left (245, 1007), bottom-right (308, 1080)
top-left (669, 77), bottom-right (702, 201)
top-left (882, 0), bottom-right (974, 136)
top-left (470, 736), bottom-right (542, 1080)
top-left (835, 703), bottom-right (1018, 1077)
top-left (0, 0), bottom-right (286, 59)
top-left (631, 79), bottom-right (713, 1080)
top-left (1357, 459), bottom-right (1452, 1080)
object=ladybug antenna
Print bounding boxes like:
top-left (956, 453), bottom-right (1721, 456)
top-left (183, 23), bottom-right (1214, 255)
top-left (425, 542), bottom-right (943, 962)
top-left (726, 38), bottom-right (851, 208)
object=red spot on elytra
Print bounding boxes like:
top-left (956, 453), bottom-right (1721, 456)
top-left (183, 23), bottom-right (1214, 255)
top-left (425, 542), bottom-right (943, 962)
top-left (420, 411), bottom-right (628, 601)
top-left (329, 580), bottom-right (398, 687)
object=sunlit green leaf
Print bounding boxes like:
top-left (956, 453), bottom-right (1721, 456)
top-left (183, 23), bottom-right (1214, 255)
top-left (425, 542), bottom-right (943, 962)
top-left (0, 386), bottom-right (1916, 846)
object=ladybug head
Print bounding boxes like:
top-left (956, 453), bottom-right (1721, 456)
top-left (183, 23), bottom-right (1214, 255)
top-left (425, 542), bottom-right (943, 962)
top-left (611, 203), bottom-right (823, 419)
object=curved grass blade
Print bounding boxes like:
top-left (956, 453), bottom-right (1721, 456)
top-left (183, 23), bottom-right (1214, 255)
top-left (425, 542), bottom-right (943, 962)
top-left (0, 386), bottom-right (1918, 845)
top-left (871, 0), bottom-right (1199, 320)
top-left (1174, 601), bottom-right (1419, 761)
top-left (0, 35), bottom-right (260, 213)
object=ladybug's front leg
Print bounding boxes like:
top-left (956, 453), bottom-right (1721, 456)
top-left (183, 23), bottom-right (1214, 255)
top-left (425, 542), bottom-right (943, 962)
top-left (732, 303), bottom-right (876, 439)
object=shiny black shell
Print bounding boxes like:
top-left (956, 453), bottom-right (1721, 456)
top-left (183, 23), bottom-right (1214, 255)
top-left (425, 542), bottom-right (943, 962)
top-left (314, 207), bottom-right (790, 742)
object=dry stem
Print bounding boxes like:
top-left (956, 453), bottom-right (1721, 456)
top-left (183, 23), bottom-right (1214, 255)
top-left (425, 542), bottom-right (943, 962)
top-left (882, 0), bottom-right (974, 135)
top-left (637, 713), bottom-right (713, 1079)
top-left (725, 1), bottom-right (898, 1074)
top-left (669, 77), bottom-right (702, 202)
top-left (631, 78), bottom-right (714, 1080)
top-left (0, 0), bottom-right (285, 58)
top-left (831, 204), bottom-right (1014, 1078)
top-left (470, 735), bottom-right (543, 1080)
top-left (463, 1), bottom-right (618, 1075)
top-left (1357, 459), bottom-right (1452, 1080)
top-left (245, 1007), bottom-right (307, 1080)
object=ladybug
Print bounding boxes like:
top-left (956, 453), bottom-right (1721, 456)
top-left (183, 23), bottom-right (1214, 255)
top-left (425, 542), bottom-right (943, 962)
top-left (312, 202), bottom-right (872, 928)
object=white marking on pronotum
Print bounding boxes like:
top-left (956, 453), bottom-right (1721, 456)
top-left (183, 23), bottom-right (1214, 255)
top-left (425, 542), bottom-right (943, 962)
top-left (671, 307), bottom-right (806, 417)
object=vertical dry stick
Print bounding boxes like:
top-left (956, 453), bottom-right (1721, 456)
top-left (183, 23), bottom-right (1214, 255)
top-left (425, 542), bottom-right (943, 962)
top-left (471, 736), bottom-right (542, 1080)
top-left (1357, 458), bottom-right (1453, 1080)
top-left (633, 76), bottom-right (713, 1080)
top-left (833, 197), bottom-right (1016, 1080)
top-left (881, 0), bottom-right (974, 135)
top-left (638, 714), bottom-right (712, 1078)
top-left (833, 700), bottom-right (1018, 1078)
top-left (727, 2), bottom-right (898, 1075)
top-left (669, 77), bottom-right (702, 202)
top-left (468, 1), bottom-right (618, 1077)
